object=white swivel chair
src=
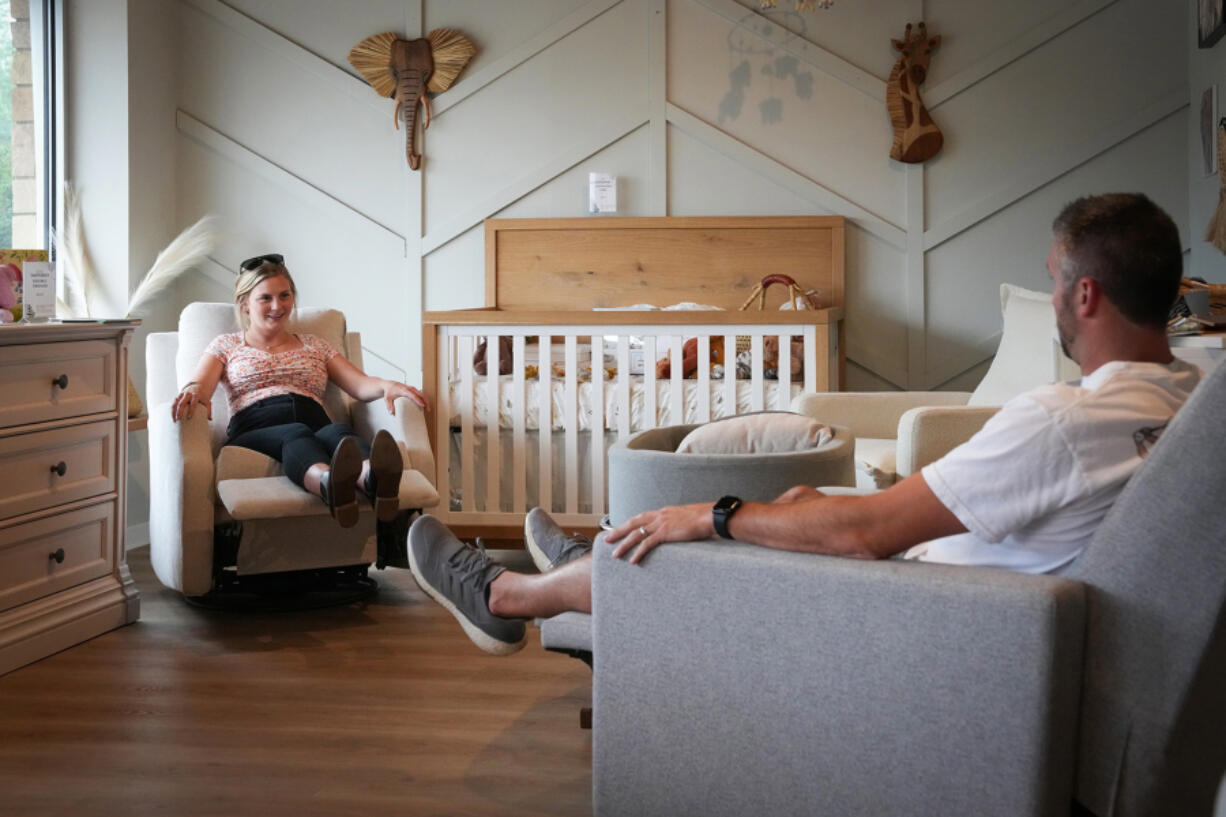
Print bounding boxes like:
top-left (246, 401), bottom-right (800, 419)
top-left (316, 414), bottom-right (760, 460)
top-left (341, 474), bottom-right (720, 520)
top-left (793, 284), bottom-right (1079, 490)
top-left (146, 303), bottom-right (439, 603)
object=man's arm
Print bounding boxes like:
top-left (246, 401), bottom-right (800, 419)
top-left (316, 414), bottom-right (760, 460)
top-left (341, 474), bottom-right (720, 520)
top-left (606, 473), bottom-right (967, 564)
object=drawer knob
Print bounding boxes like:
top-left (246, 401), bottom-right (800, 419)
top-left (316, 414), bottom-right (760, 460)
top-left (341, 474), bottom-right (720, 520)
top-left (51, 461), bottom-right (67, 477)
top-left (49, 548), bottom-right (65, 564)
top-left (52, 374), bottom-right (69, 390)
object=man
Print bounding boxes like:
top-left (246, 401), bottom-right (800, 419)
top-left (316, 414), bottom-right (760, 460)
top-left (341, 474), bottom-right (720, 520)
top-left (407, 193), bottom-right (1201, 655)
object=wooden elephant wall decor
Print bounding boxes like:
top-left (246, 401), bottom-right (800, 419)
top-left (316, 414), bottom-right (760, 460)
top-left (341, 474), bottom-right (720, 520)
top-left (348, 29), bottom-right (477, 170)
top-left (886, 22), bottom-right (943, 164)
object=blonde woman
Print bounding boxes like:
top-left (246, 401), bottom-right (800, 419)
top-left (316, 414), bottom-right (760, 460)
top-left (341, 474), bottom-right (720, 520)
top-left (172, 253), bottom-right (428, 527)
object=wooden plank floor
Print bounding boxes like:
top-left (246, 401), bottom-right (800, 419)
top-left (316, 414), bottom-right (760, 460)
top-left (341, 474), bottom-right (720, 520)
top-left (0, 547), bottom-right (593, 817)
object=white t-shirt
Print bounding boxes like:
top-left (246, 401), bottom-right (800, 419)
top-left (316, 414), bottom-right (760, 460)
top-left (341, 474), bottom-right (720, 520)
top-left (913, 359), bottom-right (1202, 574)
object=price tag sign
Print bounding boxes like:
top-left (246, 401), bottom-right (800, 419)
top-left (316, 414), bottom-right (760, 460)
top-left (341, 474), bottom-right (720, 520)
top-left (22, 261), bottom-right (55, 322)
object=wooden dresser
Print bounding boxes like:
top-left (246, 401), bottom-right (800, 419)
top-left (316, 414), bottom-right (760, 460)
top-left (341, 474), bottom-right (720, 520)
top-left (0, 321), bottom-right (140, 675)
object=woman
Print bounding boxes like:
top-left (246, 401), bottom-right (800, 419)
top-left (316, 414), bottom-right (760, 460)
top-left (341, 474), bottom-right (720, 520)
top-left (172, 253), bottom-right (428, 528)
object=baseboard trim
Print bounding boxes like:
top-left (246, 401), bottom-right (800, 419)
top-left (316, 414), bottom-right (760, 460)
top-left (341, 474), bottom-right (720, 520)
top-left (126, 522), bottom-right (150, 551)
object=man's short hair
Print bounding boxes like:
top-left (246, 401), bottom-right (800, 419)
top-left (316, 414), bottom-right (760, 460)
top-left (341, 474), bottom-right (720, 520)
top-left (1052, 193), bottom-right (1182, 329)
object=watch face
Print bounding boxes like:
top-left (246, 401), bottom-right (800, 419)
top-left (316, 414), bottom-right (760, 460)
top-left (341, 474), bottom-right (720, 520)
top-left (715, 495), bottom-right (742, 513)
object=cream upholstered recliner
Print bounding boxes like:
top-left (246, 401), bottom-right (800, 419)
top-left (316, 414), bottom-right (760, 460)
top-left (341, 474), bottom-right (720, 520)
top-left (146, 303), bottom-right (439, 600)
top-left (793, 284), bottom-right (1079, 490)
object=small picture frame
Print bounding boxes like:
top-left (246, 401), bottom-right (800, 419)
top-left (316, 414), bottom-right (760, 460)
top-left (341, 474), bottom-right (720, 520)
top-left (1203, 86), bottom-right (1218, 177)
top-left (1200, 0), bottom-right (1226, 49)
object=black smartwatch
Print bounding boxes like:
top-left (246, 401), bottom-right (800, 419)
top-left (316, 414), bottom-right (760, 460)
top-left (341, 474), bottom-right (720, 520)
top-left (712, 495), bottom-right (743, 540)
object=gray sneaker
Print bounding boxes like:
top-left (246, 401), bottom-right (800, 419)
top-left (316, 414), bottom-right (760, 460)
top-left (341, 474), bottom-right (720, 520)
top-left (408, 515), bottom-right (526, 655)
top-left (524, 507), bottom-right (594, 573)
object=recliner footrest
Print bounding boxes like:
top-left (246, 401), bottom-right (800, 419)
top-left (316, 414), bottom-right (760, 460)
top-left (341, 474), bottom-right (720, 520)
top-left (218, 472), bottom-right (440, 520)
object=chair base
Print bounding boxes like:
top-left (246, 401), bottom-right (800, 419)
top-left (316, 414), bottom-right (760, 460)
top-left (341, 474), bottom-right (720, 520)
top-left (185, 565), bottom-right (378, 612)
top-left (375, 508), bottom-right (422, 570)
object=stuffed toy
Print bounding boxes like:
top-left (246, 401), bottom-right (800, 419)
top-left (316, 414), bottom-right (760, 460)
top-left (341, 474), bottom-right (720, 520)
top-left (656, 336), bottom-right (725, 379)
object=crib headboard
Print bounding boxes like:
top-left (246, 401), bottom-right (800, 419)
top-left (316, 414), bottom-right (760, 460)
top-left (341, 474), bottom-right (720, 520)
top-left (483, 216), bottom-right (845, 312)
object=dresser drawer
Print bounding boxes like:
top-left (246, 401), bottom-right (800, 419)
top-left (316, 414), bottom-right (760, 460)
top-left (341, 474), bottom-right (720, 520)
top-left (0, 420), bottom-right (116, 520)
top-left (0, 501), bottom-right (114, 612)
top-left (0, 340), bottom-right (117, 428)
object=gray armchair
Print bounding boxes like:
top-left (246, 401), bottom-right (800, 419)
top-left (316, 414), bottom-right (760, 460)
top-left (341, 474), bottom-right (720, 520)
top-left (590, 361), bottom-right (1226, 816)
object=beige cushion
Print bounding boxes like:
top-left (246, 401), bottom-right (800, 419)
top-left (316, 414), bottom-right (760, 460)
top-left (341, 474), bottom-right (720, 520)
top-left (970, 284), bottom-right (1066, 406)
top-left (853, 437), bottom-right (897, 490)
top-left (215, 445), bottom-right (283, 482)
top-left (676, 411), bottom-right (832, 455)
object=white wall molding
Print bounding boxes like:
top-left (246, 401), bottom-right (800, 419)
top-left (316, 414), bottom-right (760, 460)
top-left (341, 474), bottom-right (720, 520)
top-left (905, 163), bottom-right (926, 389)
top-left (923, 89), bottom-right (1188, 252)
top-left (176, 109), bottom-right (408, 252)
top-left (692, 0), bottom-right (886, 101)
top-left (421, 115), bottom-right (650, 255)
top-left (845, 343), bottom-right (908, 390)
top-left (924, 331), bottom-right (1002, 390)
top-left (649, 0), bottom-right (668, 214)
top-left (180, 0), bottom-right (385, 115)
top-left (201, 257), bottom-right (235, 290)
top-left (431, 0), bottom-right (627, 117)
top-left (926, 0), bottom-right (1120, 108)
top-left (666, 103), bottom-right (907, 248)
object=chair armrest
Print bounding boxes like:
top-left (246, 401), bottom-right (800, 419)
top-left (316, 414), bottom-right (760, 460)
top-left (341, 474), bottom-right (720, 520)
top-left (792, 391), bottom-right (971, 439)
top-left (592, 539), bottom-right (1084, 817)
top-left (351, 398), bottom-right (436, 488)
top-left (147, 404), bottom-right (216, 596)
top-left (895, 405), bottom-right (1001, 478)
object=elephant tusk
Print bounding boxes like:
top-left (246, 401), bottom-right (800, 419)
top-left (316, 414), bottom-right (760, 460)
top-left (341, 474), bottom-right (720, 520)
top-left (393, 98), bottom-right (402, 130)
top-left (422, 94), bottom-right (431, 131)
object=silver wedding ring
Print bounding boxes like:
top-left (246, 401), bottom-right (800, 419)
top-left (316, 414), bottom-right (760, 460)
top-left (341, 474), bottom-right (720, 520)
top-left (639, 526), bottom-right (647, 536)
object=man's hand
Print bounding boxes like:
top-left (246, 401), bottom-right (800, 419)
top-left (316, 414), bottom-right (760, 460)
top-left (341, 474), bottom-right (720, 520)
top-left (383, 381), bottom-right (428, 415)
top-left (606, 502), bottom-right (717, 564)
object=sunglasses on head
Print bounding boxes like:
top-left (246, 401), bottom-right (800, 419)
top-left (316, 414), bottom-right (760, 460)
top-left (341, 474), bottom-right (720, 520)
top-left (239, 253), bottom-right (284, 272)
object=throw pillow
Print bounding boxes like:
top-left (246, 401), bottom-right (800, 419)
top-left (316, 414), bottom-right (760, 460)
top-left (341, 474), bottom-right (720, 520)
top-left (676, 411), bottom-right (833, 455)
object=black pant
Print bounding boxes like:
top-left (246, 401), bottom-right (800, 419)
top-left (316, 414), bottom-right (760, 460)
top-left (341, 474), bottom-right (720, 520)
top-left (226, 394), bottom-right (369, 488)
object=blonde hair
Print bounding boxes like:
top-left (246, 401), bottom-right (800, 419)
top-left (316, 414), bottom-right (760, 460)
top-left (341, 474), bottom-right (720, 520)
top-left (234, 260), bottom-right (298, 331)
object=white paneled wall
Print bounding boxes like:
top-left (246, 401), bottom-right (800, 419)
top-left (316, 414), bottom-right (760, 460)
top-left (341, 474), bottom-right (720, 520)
top-left (159, 0), bottom-right (1186, 395)
top-left (1189, 0), bottom-right (1226, 284)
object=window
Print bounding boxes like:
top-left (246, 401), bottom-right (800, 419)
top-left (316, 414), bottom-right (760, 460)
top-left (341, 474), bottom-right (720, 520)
top-left (0, 0), bottom-right (55, 250)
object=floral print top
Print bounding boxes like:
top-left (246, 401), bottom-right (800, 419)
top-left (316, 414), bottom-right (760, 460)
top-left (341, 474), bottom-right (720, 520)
top-left (205, 332), bottom-right (340, 416)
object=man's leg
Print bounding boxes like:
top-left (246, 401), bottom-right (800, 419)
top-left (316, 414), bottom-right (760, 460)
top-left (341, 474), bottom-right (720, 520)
top-left (489, 554), bottom-right (592, 618)
top-left (408, 515), bottom-right (593, 655)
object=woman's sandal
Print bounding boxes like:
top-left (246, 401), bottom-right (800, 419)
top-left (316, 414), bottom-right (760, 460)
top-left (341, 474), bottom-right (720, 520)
top-left (365, 429), bottom-right (403, 523)
top-left (320, 436), bottom-right (362, 528)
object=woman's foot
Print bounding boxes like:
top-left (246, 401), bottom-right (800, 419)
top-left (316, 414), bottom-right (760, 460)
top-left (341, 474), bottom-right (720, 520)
top-left (320, 436), bottom-right (361, 528)
top-left (364, 429), bottom-right (403, 523)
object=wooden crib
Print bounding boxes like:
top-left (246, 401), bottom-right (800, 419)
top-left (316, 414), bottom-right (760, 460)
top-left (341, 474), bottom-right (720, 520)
top-left (422, 216), bottom-right (846, 539)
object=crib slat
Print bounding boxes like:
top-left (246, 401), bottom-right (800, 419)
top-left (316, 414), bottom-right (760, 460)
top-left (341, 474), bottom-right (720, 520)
top-left (669, 335), bottom-right (683, 427)
top-left (564, 336), bottom-right (579, 515)
top-left (512, 335), bottom-right (526, 513)
top-left (538, 335), bottom-right (553, 514)
top-left (751, 334), bottom-right (764, 412)
top-left (697, 335), bottom-right (711, 423)
top-left (804, 325), bottom-right (818, 394)
top-left (617, 336), bottom-right (631, 438)
top-left (486, 334), bottom-right (501, 513)
top-left (643, 336), bottom-right (658, 430)
top-left (590, 335), bottom-right (605, 518)
top-left (776, 333), bottom-right (791, 411)
top-left (460, 335), bottom-right (475, 513)
top-left (724, 333), bottom-right (737, 420)
top-left (437, 331), bottom-right (453, 517)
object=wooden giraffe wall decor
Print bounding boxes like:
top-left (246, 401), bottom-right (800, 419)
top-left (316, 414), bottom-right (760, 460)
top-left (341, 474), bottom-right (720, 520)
top-left (886, 22), bottom-right (944, 164)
